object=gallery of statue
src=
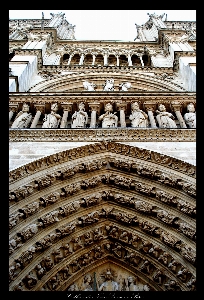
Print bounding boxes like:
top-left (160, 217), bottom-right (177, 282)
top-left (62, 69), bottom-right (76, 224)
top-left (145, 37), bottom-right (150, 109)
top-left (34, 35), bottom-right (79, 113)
top-left (9, 12), bottom-right (196, 292)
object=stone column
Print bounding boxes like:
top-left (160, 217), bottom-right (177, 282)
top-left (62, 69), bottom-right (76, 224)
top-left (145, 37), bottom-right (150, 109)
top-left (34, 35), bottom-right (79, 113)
top-left (116, 56), bottom-right (119, 66)
top-left (171, 101), bottom-right (187, 128)
top-left (139, 55), bottom-right (144, 67)
top-left (30, 104), bottom-right (44, 128)
top-left (60, 103), bottom-right (73, 128)
top-left (104, 54), bottom-right (108, 66)
top-left (128, 54), bottom-right (133, 66)
top-left (89, 103), bottom-right (100, 128)
top-left (144, 102), bottom-right (157, 128)
top-left (9, 104), bottom-right (18, 122)
top-left (116, 102), bottom-right (127, 128)
top-left (92, 54), bottom-right (96, 66)
top-left (67, 55), bottom-right (73, 65)
top-left (79, 54), bottom-right (84, 65)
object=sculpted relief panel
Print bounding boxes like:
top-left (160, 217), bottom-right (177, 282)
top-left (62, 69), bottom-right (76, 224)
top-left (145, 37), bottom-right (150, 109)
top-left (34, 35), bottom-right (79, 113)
top-left (9, 143), bottom-right (196, 291)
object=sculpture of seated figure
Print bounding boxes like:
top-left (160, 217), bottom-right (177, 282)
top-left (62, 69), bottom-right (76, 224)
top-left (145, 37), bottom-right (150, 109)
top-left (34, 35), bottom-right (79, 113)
top-left (42, 103), bottom-right (61, 128)
top-left (83, 80), bottom-right (97, 91)
top-left (156, 104), bottom-right (177, 128)
top-left (99, 103), bottom-right (118, 128)
top-left (71, 102), bottom-right (88, 128)
top-left (11, 103), bottom-right (32, 128)
top-left (103, 79), bottom-right (114, 91)
top-left (184, 103), bottom-right (196, 128)
top-left (129, 102), bottom-right (148, 127)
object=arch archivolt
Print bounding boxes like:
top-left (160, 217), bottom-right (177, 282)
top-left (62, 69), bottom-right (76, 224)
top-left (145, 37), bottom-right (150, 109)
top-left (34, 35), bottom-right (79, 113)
top-left (30, 71), bottom-right (184, 92)
top-left (9, 142), bottom-right (196, 291)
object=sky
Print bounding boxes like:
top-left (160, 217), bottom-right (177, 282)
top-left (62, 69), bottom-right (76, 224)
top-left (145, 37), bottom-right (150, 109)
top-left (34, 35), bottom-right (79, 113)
top-left (9, 10), bottom-right (196, 41)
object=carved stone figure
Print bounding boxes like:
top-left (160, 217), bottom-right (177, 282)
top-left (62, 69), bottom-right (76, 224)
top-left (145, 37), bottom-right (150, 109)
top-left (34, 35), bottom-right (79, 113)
top-left (153, 209), bottom-right (177, 225)
top-left (47, 275), bottom-right (60, 290)
top-left (40, 192), bottom-right (60, 206)
top-left (67, 283), bottom-right (78, 291)
top-left (186, 277), bottom-right (196, 291)
top-left (153, 268), bottom-right (165, 285)
top-left (134, 200), bottom-right (153, 213)
top-left (35, 263), bottom-right (46, 279)
top-left (103, 78), bottom-right (114, 91)
top-left (81, 274), bottom-right (93, 291)
top-left (164, 279), bottom-right (180, 291)
top-left (119, 230), bottom-right (129, 243)
top-left (184, 103), bottom-right (196, 128)
top-left (81, 252), bottom-right (93, 266)
top-left (177, 267), bottom-right (190, 282)
top-left (43, 256), bottom-right (54, 271)
top-left (180, 246), bottom-right (196, 264)
top-left (93, 245), bottom-right (104, 259)
top-left (98, 269), bottom-right (119, 291)
top-left (129, 102), bottom-right (148, 127)
top-left (129, 233), bottom-right (140, 248)
top-left (139, 260), bottom-right (152, 274)
top-left (83, 80), bottom-right (97, 91)
top-left (156, 104), bottom-right (177, 128)
top-left (124, 251), bottom-right (141, 266)
top-left (141, 240), bottom-right (152, 253)
top-left (23, 273), bottom-right (37, 289)
top-left (9, 211), bottom-right (24, 229)
top-left (9, 236), bottom-right (23, 254)
top-left (125, 276), bottom-right (139, 291)
top-left (72, 237), bottom-right (83, 252)
top-left (160, 231), bottom-right (181, 249)
top-left (11, 103), bottom-right (32, 128)
top-left (119, 82), bottom-right (132, 91)
top-left (42, 103), bottom-right (61, 128)
top-left (61, 266), bottom-right (70, 280)
top-left (168, 259), bottom-right (180, 273)
top-left (148, 245), bottom-right (162, 259)
top-left (99, 103), bottom-right (118, 128)
top-left (92, 228), bottom-right (104, 241)
top-left (20, 202), bottom-right (39, 218)
top-left (112, 243), bottom-right (123, 258)
top-left (71, 102), bottom-right (88, 128)
top-left (39, 210), bottom-right (59, 227)
top-left (158, 252), bottom-right (170, 266)
top-left (52, 248), bottom-right (63, 264)
top-left (19, 223), bottom-right (39, 241)
top-left (70, 258), bottom-right (81, 273)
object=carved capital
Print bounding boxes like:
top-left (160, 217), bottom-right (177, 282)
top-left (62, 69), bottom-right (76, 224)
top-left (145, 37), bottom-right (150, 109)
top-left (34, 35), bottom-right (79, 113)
top-left (34, 104), bottom-right (45, 113)
top-left (116, 102), bottom-right (127, 112)
top-left (88, 103), bottom-right (100, 113)
top-left (143, 102), bottom-right (157, 111)
top-left (171, 101), bottom-right (182, 112)
top-left (9, 104), bottom-right (18, 112)
top-left (61, 103), bottom-right (73, 112)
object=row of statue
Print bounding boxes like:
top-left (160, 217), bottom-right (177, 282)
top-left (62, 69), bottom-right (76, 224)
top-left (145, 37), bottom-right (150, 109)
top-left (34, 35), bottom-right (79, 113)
top-left (10, 102), bottom-right (196, 129)
top-left (83, 79), bottom-right (131, 91)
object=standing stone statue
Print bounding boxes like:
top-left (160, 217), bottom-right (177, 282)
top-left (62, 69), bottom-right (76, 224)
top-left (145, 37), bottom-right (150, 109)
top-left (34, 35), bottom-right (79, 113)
top-left (99, 103), bottom-right (118, 128)
top-left (98, 269), bottom-right (119, 291)
top-left (42, 103), bottom-right (61, 128)
top-left (156, 104), bottom-right (177, 128)
top-left (129, 102), bottom-right (148, 127)
top-left (125, 276), bottom-right (140, 291)
top-left (184, 103), bottom-right (196, 128)
top-left (11, 103), bottom-right (32, 128)
top-left (71, 102), bottom-right (88, 128)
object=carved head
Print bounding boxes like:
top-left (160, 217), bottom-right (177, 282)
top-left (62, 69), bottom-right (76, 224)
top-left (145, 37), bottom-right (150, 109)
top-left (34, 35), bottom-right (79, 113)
top-left (78, 102), bottom-right (85, 111)
top-left (158, 104), bottom-right (166, 112)
top-left (131, 102), bottom-right (140, 111)
top-left (187, 103), bottom-right (195, 113)
top-left (105, 103), bottom-right (113, 112)
top-left (51, 103), bottom-right (58, 112)
top-left (22, 103), bottom-right (30, 112)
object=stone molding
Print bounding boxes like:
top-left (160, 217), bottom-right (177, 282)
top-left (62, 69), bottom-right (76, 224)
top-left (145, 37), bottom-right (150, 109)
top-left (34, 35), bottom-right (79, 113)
top-left (9, 128), bottom-right (196, 142)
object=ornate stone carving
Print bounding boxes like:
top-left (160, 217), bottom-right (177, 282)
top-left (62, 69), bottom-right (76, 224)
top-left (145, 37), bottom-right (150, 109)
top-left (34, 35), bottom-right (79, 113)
top-left (129, 102), bottom-right (148, 127)
top-left (40, 192), bottom-right (60, 206)
top-left (23, 273), bottom-right (37, 289)
top-left (103, 79), bottom-right (115, 91)
top-left (156, 104), bottom-right (177, 128)
top-left (83, 80), bottom-right (97, 91)
top-left (42, 103), bottom-right (61, 128)
top-left (99, 103), bottom-right (118, 128)
top-left (11, 103), bottom-right (32, 128)
top-left (184, 103), bottom-right (196, 128)
top-left (71, 102), bottom-right (88, 128)
top-left (119, 82), bottom-right (132, 91)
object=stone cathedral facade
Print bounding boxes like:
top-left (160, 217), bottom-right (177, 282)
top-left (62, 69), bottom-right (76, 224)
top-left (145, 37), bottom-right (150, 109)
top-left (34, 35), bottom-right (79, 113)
top-left (9, 12), bottom-right (196, 292)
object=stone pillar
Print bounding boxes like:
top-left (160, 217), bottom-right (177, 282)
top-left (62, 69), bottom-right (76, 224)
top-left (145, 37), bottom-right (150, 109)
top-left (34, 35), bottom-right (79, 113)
top-left (67, 55), bottom-right (73, 65)
top-left (92, 54), bottom-right (96, 66)
top-left (116, 56), bottom-right (119, 66)
top-left (9, 104), bottom-right (18, 122)
top-left (30, 104), bottom-right (44, 128)
top-left (60, 103), bottom-right (73, 128)
top-left (144, 102), bottom-right (157, 128)
top-left (139, 55), bottom-right (144, 67)
top-left (171, 101), bottom-right (187, 128)
top-left (128, 54), bottom-right (133, 66)
top-left (79, 54), bottom-right (84, 65)
top-left (116, 103), bottom-right (127, 128)
top-left (104, 54), bottom-right (108, 66)
top-left (89, 103), bottom-right (100, 128)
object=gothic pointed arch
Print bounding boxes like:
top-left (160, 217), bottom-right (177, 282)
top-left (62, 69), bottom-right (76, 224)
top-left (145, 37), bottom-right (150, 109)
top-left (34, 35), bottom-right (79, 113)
top-left (9, 142), bottom-right (196, 291)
